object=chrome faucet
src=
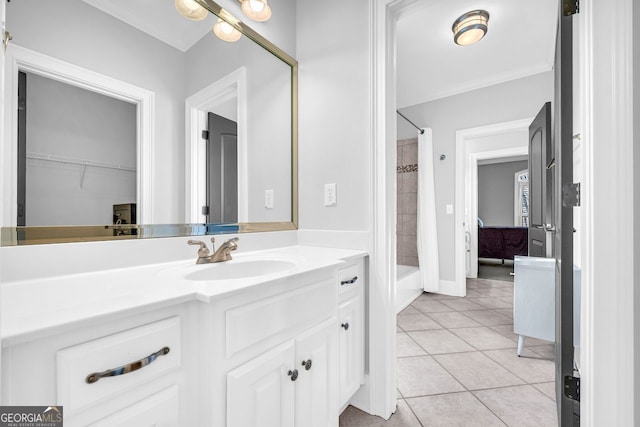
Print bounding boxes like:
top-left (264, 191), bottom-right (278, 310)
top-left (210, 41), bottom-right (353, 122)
top-left (187, 237), bottom-right (239, 264)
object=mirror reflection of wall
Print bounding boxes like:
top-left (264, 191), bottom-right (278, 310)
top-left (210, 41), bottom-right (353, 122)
top-left (18, 71), bottom-right (137, 226)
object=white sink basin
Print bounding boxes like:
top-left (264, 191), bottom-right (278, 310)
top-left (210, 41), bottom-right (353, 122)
top-left (184, 259), bottom-right (296, 281)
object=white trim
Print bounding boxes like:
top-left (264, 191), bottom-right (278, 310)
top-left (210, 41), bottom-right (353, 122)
top-left (2, 44), bottom-right (155, 226)
top-left (454, 119), bottom-right (531, 292)
top-left (580, 0), bottom-right (635, 424)
top-left (184, 67), bottom-right (248, 224)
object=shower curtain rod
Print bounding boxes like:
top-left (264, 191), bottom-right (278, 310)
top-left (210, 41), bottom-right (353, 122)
top-left (396, 110), bottom-right (424, 134)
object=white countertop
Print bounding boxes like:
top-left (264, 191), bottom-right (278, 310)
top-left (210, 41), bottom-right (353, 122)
top-left (1, 245), bottom-right (367, 346)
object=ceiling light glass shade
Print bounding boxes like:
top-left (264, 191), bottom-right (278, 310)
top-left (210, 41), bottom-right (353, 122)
top-left (213, 18), bottom-right (242, 42)
top-left (175, 0), bottom-right (208, 21)
top-left (452, 10), bottom-right (489, 46)
top-left (241, 0), bottom-right (272, 22)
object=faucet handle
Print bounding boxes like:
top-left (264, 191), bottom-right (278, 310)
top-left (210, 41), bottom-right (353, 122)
top-left (187, 240), bottom-right (210, 257)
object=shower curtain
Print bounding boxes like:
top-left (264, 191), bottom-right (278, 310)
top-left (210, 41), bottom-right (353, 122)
top-left (417, 128), bottom-right (441, 292)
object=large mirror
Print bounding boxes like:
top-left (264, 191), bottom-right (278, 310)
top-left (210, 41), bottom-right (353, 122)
top-left (1, 0), bottom-right (297, 245)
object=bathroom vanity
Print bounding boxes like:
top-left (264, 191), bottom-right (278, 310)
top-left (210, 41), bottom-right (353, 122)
top-left (0, 245), bottom-right (367, 426)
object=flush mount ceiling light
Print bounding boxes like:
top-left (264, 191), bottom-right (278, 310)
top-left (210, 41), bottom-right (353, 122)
top-left (452, 10), bottom-right (489, 46)
top-left (213, 18), bottom-right (242, 42)
top-left (175, 0), bottom-right (208, 21)
top-left (240, 0), bottom-right (272, 22)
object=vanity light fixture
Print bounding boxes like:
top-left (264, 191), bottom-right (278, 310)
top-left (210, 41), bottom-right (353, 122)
top-left (240, 0), bottom-right (272, 22)
top-left (213, 18), bottom-right (242, 42)
top-left (452, 10), bottom-right (489, 46)
top-left (175, 0), bottom-right (208, 21)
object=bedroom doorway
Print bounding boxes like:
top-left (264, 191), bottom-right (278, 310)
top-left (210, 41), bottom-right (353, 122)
top-left (454, 119), bottom-right (530, 289)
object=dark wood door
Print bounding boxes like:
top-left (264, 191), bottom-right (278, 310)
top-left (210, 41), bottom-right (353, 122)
top-left (206, 112), bottom-right (238, 223)
top-left (554, 3), bottom-right (579, 424)
top-left (528, 102), bottom-right (552, 257)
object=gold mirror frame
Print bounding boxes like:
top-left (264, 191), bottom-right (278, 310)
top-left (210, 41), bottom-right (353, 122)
top-left (1, 0), bottom-right (298, 246)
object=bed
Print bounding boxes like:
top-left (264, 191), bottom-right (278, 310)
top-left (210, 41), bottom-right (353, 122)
top-left (478, 226), bottom-right (528, 261)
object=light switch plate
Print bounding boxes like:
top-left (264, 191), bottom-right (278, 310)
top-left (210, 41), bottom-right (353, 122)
top-left (265, 189), bottom-right (274, 209)
top-left (446, 204), bottom-right (454, 215)
top-left (324, 183), bottom-right (337, 207)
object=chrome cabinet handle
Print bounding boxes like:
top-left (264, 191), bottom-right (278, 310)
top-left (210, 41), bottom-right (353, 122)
top-left (340, 276), bottom-right (358, 286)
top-left (86, 346), bottom-right (170, 384)
top-left (288, 369), bottom-right (299, 381)
top-left (341, 322), bottom-right (350, 331)
top-left (301, 359), bottom-right (312, 371)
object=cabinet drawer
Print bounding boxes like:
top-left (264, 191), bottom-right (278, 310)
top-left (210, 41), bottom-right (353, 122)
top-left (338, 264), bottom-right (360, 297)
top-left (57, 317), bottom-right (181, 416)
top-left (88, 385), bottom-right (179, 427)
top-left (226, 279), bottom-right (335, 358)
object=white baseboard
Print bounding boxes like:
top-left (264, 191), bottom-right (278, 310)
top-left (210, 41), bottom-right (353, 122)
top-left (297, 229), bottom-right (369, 251)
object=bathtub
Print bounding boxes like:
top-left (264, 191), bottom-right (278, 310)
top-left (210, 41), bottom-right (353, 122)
top-left (396, 265), bottom-right (422, 314)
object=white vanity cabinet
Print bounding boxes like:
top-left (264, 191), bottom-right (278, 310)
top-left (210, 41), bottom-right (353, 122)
top-left (1, 303), bottom-right (199, 427)
top-left (227, 317), bottom-right (337, 427)
top-left (337, 262), bottom-right (365, 409)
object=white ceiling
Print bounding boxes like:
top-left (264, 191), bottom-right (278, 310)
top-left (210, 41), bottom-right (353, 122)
top-left (82, 0), bottom-right (217, 52)
top-left (396, 0), bottom-right (558, 109)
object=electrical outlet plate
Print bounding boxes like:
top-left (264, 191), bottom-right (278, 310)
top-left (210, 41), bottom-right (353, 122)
top-left (265, 189), bottom-right (274, 209)
top-left (324, 183), bottom-right (337, 207)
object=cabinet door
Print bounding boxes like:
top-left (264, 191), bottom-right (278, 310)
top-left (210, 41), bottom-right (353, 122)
top-left (338, 296), bottom-right (363, 407)
top-left (227, 341), bottom-right (296, 427)
top-left (294, 317), bottom-right (338, 427)
top-left (88, 385), bottom-right (179, 427)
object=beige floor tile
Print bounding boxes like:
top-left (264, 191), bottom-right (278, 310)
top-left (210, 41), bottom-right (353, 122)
top-left (400, 305), bottom-right (421, 315)
top-left (529, 344), bottom-right (555, 360)
top-left (406, 392), bottom-right (506, 427)
top-left (408, 329), bottom-right (476, 354)
top-left (468, 297), bottom-right (513, 309)
top-left (462, 310), bottom-right (513, 326)
top-left (438, 298), bottom-right (487, 311)
top-left (474, 288), bottom-right (513, 298)
top-left (489, 324), bottom-right (519, 342)
top-left (517, 335), bottom-right (554, 347)
top-left (428, 311), bottom-right (483, 329)
top-left (434, 352), bottom-right (525, 390)
top-left (465, 289), bottom-right (486, 298)
top-left (452, 327), bottom-right (517, 350)
top-left (397, 313), bottom-right (443, 331)
top-left (474, 385), bottom-right (558, 427)
top-left (339, 399), bottom-right (422, 427)
top-left (422, 292), bottom-right (459, 300)
top-left (411, 299), bottom-right (454, 313)
top-left (493, 308), bottom-right (514, 319)
top-left (532, 382), bottom-right (557, 401)
top-left (397, 356), bottom-right (465, 397)
top-left (483, 348), bottom-right (555, 383)
top-left (397, 332), bottom-right (427, 358)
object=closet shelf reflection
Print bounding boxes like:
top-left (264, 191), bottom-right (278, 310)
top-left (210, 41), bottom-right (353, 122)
top-left (26, 152), bottom-right (136, 172)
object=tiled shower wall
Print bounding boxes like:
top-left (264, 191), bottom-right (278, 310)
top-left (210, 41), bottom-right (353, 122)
top-left (397, 138), bottom-right (419, 267)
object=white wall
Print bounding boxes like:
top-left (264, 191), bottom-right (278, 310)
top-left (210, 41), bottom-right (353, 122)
top-left (6, 0), bottom-right (185, 223)
top-left (478, 160), bottom-right (528, 227)
top-left (25, 73), bottom-right (137, 225)
top-left (296, 0), bottom-right (371, 231)
top-left (398, 71), bottom-right (554, 280)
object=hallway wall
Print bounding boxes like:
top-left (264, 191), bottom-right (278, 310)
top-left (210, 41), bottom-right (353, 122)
top-left (398, 71), bottom-right (554, 281)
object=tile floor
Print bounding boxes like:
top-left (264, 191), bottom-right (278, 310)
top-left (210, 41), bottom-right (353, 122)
top-left (340, 277), bottom-right (557, 427)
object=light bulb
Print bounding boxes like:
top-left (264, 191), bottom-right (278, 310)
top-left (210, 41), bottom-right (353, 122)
top-left (175, 0), bottom-right (207, 21)
top-left (241, 0), bottom-right (271, 22)
top-left (213, 18), bottom-right (242, 42)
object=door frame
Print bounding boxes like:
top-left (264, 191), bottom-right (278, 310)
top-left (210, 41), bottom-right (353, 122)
top-left (455, 119), bottom-right (530, 285)
top-left (184, 66), bottom-right (248, 224)
top-left (2, 44), bottom-right (155, 225)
